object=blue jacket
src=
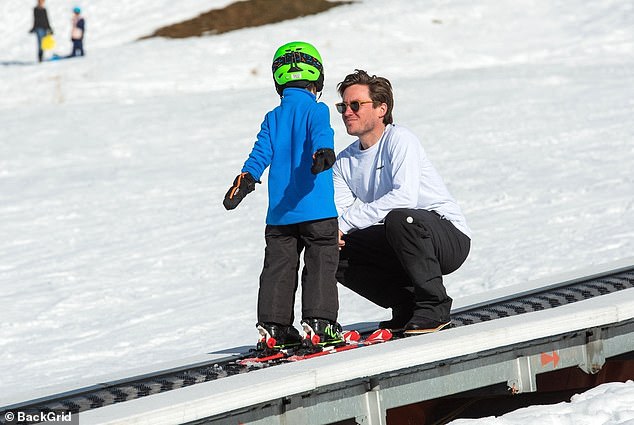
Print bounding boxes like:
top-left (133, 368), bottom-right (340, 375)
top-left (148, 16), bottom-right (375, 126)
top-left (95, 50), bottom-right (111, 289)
top-left (242, 88), bottom-right (337, 225)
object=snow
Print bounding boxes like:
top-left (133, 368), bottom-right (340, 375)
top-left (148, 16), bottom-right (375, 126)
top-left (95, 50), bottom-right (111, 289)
top-left (451, 381), bottom-right (634, 425)
top-left (1, 0), bottom-right (633, 422)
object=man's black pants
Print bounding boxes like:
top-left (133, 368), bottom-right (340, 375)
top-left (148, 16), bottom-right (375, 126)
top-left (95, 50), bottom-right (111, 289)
top-left (257, 217), bottom-right (339, 325)
top-left (337, 209), bottom-right (470, 323)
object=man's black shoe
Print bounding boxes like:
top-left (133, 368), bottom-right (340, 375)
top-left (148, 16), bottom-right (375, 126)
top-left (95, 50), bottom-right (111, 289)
top-left (378, 305), bottom-right (413, 331)
top-left (403, 318), bottom-right (452, 335)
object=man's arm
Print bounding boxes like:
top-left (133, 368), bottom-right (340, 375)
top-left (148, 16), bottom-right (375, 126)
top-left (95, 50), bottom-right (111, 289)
top-left (334, 164), bottom-right (353, 245)
top-left (338, 132), bottom-right (421, 232)
top-left (333, 158), bottom-right (356, 224)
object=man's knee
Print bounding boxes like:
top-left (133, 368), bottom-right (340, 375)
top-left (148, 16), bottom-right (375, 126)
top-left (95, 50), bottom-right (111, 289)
top-left (385, 209), bottom-right (431, 237)
top-left (385, 209), bottom-right (412, 229)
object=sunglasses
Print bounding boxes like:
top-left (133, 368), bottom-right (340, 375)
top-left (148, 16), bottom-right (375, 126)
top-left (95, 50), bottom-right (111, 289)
top-left (335, 100), bottom-right (376, 114)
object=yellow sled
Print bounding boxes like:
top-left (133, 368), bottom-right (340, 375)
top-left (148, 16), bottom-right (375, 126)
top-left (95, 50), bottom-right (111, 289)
top-left (41, 34), bottom-right (56, 51)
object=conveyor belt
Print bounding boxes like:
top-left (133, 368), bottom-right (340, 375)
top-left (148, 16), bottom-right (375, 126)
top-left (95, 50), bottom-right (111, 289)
top-left (452, 271), bottom-right (634, 326)
top-left (2, 266), bottom-right (633, 423)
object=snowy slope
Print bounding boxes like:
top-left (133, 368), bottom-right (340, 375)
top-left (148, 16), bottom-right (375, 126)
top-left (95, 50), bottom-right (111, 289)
top-left (1, 0), bottom-right (633, 422)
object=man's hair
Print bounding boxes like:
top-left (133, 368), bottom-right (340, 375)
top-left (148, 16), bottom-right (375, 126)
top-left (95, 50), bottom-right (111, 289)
top-left (337, 69), bottom-right (394, 125)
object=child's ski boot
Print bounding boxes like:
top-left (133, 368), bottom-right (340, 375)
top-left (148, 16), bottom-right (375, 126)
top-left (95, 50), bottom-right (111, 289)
top-left (255, 322), bottom-right (302, 356)
top-left (300, 318), bottom-right (345, 353)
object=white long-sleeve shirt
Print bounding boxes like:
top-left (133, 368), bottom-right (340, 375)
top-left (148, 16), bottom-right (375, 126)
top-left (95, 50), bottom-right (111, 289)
top-left (333, 124), bottom-right (471, 238)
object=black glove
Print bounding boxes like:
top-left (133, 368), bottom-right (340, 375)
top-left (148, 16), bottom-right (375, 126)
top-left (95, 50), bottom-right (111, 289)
top-left (311, 148), bottom-right (336, 174)
top-left (223, 172), bottom-right (257, 210)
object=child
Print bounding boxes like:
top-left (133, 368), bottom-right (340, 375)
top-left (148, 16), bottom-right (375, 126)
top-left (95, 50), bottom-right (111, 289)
top-left (223, 41), bottom-right (341, 352)
top-left (69, 6), bottom-right (85, 57)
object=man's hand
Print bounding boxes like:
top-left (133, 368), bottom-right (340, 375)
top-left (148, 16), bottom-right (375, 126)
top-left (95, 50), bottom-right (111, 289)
top-left (311, 148), bottom-right (336, 174)
top-left (338, 229), bottom-right (346, 249)
top-left (223, 172), bottom-right (257, 210)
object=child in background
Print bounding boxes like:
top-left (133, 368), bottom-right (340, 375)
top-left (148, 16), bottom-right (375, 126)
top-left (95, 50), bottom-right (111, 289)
top-left (69, 6), bottom-right (85, 57)
top-left (223, 41), bottom-right (341, 353)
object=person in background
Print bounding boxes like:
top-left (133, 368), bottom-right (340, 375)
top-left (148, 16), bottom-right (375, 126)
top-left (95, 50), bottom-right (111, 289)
top-left (222, 42), bottom-right (341, 353)
top-left (29, 0), bottom-right (53, 62)
top-left (69, 6), bottom-right (85, 57)
top-left (333, 69), bottom-right (472, 335)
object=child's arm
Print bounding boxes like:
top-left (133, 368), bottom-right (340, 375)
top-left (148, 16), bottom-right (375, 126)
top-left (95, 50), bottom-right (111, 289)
top-left (223, 115), bottom-right (271, 210)
top-left (308, 103), bottom-right (336, 174)
top-left (241, 115), bottom-right (273, 180)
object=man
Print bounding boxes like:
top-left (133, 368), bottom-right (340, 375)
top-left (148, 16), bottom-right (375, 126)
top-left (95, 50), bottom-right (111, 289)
top-left (333, 69), bottom-right (471, 335)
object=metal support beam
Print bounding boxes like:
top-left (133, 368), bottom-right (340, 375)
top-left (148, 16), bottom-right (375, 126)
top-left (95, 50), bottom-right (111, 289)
top-left (507, 356), bottom-right (537, 394)
top-left (579, 328), bottom-right (606, 374)
top-left (357, 378), bottom-right (386, 425)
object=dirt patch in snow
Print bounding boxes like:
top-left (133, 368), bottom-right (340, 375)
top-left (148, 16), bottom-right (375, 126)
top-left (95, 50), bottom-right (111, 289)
top-left (141, 0), bottom-right (354, 39)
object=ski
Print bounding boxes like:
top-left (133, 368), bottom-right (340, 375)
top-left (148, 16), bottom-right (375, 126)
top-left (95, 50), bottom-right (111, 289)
top-left (237, 328), bottom-right (394, 365)
top-left (342, 329), bottom-right (362, 343)
top-left (285, 328), bottom-right (394, 362)
top-left (238, 351), bottom-right (287, 365)
top-left (362, 328), bottom-right (393, 344)
top-left (286, 342), bottom-right (358, 361)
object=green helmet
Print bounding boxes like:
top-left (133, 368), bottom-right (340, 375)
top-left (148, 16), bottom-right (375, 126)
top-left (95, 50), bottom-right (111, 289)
top-left (272, 41), bottom-right (324, 96)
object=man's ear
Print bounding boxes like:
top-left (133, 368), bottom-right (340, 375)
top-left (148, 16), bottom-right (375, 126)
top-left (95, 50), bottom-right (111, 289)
top-left (378, 102), bottom-right (388, 120)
